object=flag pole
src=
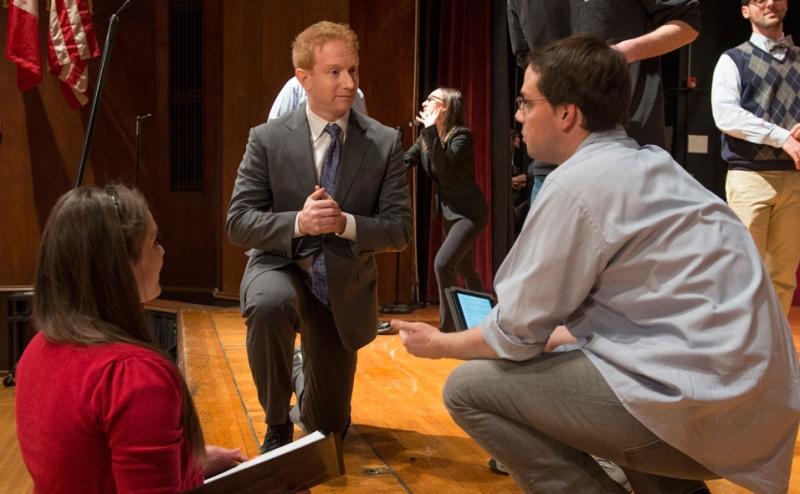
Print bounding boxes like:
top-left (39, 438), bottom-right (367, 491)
top-left (74, 0), bottom-right (133, 188)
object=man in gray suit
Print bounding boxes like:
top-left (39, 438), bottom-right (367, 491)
top-left (226, 21), bottom-right (412, 453)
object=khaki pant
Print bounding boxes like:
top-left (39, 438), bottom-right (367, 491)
top-left (726, 169), bottom-right (800, 316)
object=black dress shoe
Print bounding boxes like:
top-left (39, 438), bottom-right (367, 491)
top-left (260, 422), bottom-right (293, 454)
top-left (377, 321), bottom-right (399, 335)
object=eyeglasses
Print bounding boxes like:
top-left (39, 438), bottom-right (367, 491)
top-left (747, 0), bottom-right (784, 7)
top-left (425, 95), bottom-right (444, 103)
top-left (515, 95), bottom-right (549, 113)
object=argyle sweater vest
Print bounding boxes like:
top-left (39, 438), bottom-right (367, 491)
top-left (721, 41), bottom-right (799, 171)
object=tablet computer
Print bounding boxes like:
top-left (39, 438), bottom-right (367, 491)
top-left (444, 288), bottom-right (496, 332)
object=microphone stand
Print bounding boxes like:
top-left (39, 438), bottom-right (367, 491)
top-left (135, 113), bottom-right (151, 186)
top-left (74, 0), bottom-right (134, 188)
top-left (407, 3), bottom-right (427, 312)
top-left (408, 156), bottom-right (427, 310)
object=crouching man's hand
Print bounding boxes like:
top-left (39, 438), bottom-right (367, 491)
top-left (393, 320), bottom-right (445, 359)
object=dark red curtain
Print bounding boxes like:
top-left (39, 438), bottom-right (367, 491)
top-left (426, 0), bottom-right (494, 302)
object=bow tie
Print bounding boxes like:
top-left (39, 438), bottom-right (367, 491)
top-left (769, 35), bottom-right (793, 52)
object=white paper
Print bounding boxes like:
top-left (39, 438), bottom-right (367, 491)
top-left (204, 431), bottom-right (326, 484)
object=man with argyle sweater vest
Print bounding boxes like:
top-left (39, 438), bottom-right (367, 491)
top-left (711, 0), bottom-right (800, 317)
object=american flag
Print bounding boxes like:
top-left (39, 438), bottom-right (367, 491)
top-left (5, 0), bottom-right (43, 91)
top-left (47, 0), bottom-right (101, 108)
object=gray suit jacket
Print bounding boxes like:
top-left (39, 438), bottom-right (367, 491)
top-left (226, 105), bottom-right (412, 351)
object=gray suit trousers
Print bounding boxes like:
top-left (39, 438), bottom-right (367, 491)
top-left (241, 260), bottom-right (356, 437)
top-left (443, 351), bottom-right (716, 493)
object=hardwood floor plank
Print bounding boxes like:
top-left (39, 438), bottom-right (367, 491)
top-left (207, 309), bottom-right (416, 492)
top-left (0, 386), bottom-right (32, 494)
top-left (179, 310), bottom-right (260, 458)
top-left (207, 307), bottom-right (521, 493)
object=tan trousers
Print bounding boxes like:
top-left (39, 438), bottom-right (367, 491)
top-left (726, 169), bottom-right (800, 316)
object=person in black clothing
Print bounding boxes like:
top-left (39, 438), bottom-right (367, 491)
top-left (510, 129), bottom-right (534, 236)
top-left (406, 88), bottom-right (488, 332)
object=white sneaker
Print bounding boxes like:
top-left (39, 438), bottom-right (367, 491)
top-left (488, 454), bottom-right (632, 492)
top-left (592, 455), bottom-right (633, 492)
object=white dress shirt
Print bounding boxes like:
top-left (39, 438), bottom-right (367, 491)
top-left (292, 105), bottom-right (357, 242)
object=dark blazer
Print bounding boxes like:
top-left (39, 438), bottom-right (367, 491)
top-left (405, 126), bottom-right (487, 221)
top-left (226, 105), bottom-right (412, 351)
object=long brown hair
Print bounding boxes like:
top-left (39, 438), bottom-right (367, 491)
top-left (33, 185), bottom-right (205, 465)
top-left (437, 87), bottom-right (468, 144)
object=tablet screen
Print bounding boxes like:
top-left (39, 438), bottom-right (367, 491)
top-left (455, 291), bottom-right (494, 328)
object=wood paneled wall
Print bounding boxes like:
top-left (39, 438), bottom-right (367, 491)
top-left (0, 2), bottom-right (161, 285)
top-left (350, 0), bottom-right (418, 305)
top-left (149, 0), bottom-right (220, 298)
top-left (217, 0), bottom-right (418, 304)
top-left (0, 1), bottom-right (218, 296)
top-left (0, 6), bottom-right (106, 285)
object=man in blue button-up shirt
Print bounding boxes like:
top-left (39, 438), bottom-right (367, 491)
top-left (396, 35), bottom-right (800, 493)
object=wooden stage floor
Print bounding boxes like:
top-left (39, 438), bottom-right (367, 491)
top-left (179, 305), bottom-right (800, 494)
top-left (1, 305), bottom-right (799, 492)
top-left (180, 305), bottom-right (520, 493)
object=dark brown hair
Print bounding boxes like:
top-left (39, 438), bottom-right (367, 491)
top-left (33, 185), bottom-right (205, 465)
top-left (526, 35), bottom-right (631, 132)
top-left (437, 87), bottom-right (468, 144)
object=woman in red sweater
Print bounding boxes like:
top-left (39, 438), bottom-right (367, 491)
top-left (15, 185), bottom-right (244, 493)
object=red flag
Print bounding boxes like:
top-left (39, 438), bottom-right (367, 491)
top-left (47, 0), bottom-right (100, 108)
top-left (5, 0), bottom-right (43, 91)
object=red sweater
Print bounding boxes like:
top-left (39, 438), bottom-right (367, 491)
top-left (15, 333), bottom-right (204, 493)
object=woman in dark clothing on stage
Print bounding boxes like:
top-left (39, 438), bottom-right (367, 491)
top-left (405, 87), bottom-right (488, 332)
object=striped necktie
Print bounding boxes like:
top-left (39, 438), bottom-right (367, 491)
top-left (311, 123), bottom-right (341, 305)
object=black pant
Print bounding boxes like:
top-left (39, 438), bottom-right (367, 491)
top-left (435, 215), bottom-right (487, 331)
